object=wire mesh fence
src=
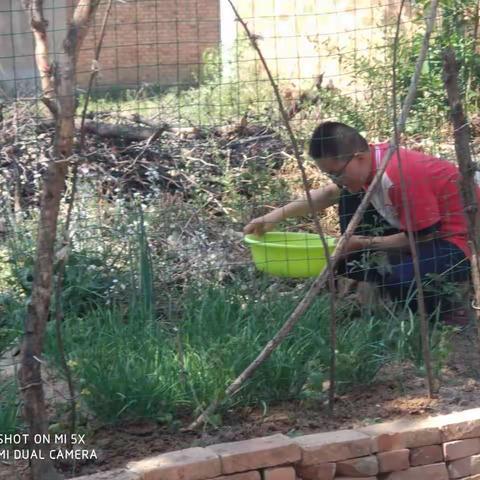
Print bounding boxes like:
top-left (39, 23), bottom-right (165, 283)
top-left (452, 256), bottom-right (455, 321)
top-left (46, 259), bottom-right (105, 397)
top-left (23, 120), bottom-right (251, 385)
top-left (1, 0), bottom-right (480, 477)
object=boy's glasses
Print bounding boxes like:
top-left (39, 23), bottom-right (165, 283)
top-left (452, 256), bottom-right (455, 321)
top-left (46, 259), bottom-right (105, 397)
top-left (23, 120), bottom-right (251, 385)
top-left (325, 155), bottom-right (355, 184)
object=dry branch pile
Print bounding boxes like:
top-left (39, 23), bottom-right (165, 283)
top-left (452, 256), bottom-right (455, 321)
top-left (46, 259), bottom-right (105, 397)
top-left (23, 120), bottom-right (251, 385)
top-left (0, 105), bottom-right (293, 215)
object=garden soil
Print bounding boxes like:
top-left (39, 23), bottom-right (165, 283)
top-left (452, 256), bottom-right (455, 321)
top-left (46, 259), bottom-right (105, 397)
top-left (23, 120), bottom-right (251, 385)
top-left (1, 329), bottom-right (479, 479)
top-left (2, 113), bottom-right (480, 478)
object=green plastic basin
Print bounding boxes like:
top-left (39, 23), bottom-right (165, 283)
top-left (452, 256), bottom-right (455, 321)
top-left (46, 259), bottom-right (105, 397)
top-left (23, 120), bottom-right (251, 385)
top-left (244, 231), bottom-right (336, 278)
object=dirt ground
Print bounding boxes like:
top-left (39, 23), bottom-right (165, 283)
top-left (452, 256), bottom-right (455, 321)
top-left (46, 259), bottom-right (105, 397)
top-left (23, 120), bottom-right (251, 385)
top-left (1, 327), bottom-right (480, 479)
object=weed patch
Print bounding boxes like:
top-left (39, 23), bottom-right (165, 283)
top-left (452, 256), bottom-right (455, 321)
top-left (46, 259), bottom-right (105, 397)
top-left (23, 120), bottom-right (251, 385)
top-left (42, 281), bottom-right (454, 425)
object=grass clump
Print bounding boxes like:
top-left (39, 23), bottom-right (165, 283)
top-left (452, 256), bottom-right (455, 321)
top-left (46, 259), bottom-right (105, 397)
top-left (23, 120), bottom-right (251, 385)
top-left (0, 380), bottom-right (21, 437)
top-left (42, 277), bottom-right (454, 425)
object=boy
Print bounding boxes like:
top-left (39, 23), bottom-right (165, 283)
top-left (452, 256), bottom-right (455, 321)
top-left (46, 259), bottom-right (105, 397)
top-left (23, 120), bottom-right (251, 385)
top-left (244, 121), bottom-right (474, 319)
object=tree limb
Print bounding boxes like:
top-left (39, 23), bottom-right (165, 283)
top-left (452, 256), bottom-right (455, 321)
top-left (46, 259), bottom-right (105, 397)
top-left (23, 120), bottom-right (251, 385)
top-left (64, 0), bottom-right (102, 61)
top-left (80, 119), bottom-right (168, 141)
top-left (22, 0), bottom-right (58, 116)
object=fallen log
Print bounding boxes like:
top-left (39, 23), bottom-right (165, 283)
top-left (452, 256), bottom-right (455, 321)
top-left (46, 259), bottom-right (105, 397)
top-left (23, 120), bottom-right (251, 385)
top-left (80, 119), bottom-right (168, 141)
top-left (40, 118), bottom-right (238, 141)
top-left (39, 118), bottom-right (164, 141)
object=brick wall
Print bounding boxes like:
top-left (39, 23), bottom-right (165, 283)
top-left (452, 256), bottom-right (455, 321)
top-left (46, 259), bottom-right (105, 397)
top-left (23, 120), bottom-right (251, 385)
top-left (76, 0), bottom-right (220, 88)
top-left (76, 407), bottom-right (480, 480)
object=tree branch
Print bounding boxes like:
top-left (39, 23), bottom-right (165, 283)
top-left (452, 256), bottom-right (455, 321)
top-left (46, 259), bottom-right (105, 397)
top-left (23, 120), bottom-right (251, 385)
top-left (64, 0), bottom-right (102, 61)
top-left (22, 0), bottom-right (58, 116)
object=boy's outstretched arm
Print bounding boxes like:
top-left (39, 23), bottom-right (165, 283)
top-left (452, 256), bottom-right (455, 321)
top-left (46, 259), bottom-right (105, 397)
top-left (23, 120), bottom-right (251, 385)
top-left (345, 228), bottom-right (439, 254)
top-left (345, 233), bottom-right (411, 253)
top-left (243, 183), bottom-right (341, 236)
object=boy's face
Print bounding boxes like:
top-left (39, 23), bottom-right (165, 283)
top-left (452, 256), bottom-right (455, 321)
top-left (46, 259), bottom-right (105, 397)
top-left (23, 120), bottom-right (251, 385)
top-left (315, 150), bottom-right (371, 193)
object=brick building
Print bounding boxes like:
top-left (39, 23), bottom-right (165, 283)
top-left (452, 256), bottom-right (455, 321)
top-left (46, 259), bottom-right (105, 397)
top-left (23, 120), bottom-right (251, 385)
top-left (0, 0), bottom-right (220, 94)
top-left (1, 0), bottom-right (407, 94)
top-left (77, 0), bottom-right (220, 88)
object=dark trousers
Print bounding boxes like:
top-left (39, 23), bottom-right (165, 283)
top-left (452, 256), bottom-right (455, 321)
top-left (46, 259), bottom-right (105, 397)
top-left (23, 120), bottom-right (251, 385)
top-left (338, 189), bottom-right (471, 315)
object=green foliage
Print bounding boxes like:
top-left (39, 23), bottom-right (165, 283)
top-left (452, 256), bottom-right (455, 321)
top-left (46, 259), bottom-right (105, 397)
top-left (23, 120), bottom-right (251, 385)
top-left (0, 248), bottom-right (24, 355)
top-left (42, 276), bottom-right (454, 424)
top-left (0, 234), bottom-right (28, 355)
top-left (383, 305), bottom-right (454, 378)
top-left (0, 380), bottom-right (21, 437)
top-left (82, 41), bottom-right (277, 127)
top-left (3, 214), bottom-right (130, 320)
top-left (1, 195), bottom-right (455, 427)
top-left (0, 297), bottom-right (23, 356)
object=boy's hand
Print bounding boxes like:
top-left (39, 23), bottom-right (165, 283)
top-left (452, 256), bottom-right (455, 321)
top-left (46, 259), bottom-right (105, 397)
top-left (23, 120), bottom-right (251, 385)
top-left (243, 214), bottom-right (279, 236)
top-left (343, 235), bottom-right (371, 254)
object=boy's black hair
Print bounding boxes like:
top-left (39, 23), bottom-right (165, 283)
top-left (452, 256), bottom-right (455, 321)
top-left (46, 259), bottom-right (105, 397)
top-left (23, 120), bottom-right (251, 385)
top-left (308, 121), bottom-right (368, 161)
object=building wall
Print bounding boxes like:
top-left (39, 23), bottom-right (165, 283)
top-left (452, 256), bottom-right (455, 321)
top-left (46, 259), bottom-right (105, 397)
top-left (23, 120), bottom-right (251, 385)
top-left (0, 0), bottom-right (71, 95)
top-left (0, 0), bottom-right (220, 94)
top-left (76, 0), bottom-right (221, 89)
top-left (229, 0), bottom-right (412, 91)
top-left (0, 0), bottom-right (410, 95)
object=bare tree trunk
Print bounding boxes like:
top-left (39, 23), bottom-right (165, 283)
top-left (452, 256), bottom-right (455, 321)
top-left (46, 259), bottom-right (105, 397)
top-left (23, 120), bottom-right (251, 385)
top-left (19, 1), bottom-right (101, 478)
top-left (443, 48), bottom-right (480, 345)
top-left (20, 161), bottom-right (67, 480)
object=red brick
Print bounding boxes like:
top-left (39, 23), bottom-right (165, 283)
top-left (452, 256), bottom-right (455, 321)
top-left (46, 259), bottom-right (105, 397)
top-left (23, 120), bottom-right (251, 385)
top-left (444, 439), bottom-right (480, 461)
top-left (127, 447), bottom-right (221, 480)
top-left (448, 453), bottom-right (480, 479)
top-left (336, 455), bottom-right (378, 476)
top-left (334, 477), bottom-right (376, 480)
top-left (294, 430), bottom-right (371, 465)
top-left (208, 434), bottom-right (301, 474)
top-left (410, 444), bottom-right (443, 466)
top-left (474, 454), bottom-right (480, 475)
top-left (359, 418), bottom-right (441, 452)
top-left (264, 467), bottom-right (296, 480)
top-left (449, 457), bottom-right (475, 479)
top-left (296, 463), bottom-right (336, 480)
top-left (381, 462), bottom-right (448, 480)
top-left (215, 472), bottom-right (261, 480)
top-left (377, 449), bottom-right (410, 472)
top-left (74, 469), bottom-right (140, 480)
top-left (437, 409), bottom-right (480, 442)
